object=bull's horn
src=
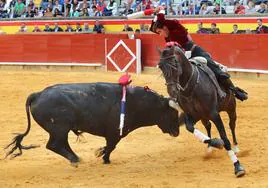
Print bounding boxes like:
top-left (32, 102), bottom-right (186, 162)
top-left (168, 100), bottom-right (182, 112)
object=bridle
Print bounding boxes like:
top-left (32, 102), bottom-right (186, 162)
top-left (159, 53), bottom-right (197, 93)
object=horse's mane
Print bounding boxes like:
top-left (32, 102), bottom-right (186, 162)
top-left (160, 47), bottom-right (173, 59)
top-left (161, 46), bottom-right (188, 61)
top-left (160, 46), bottom-right (188, 79)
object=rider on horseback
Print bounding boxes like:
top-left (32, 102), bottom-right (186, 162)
top-left (149, 8), bottom-right (248, 101)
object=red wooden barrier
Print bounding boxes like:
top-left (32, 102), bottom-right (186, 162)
top-left (192, 34), bottom-right (268, 70)
top-left (0, 33), bottom-right (267, 71)
top-left (106, 39), bottom-right (141, 73)
top-left (0, 33), bottom-right (128, 64)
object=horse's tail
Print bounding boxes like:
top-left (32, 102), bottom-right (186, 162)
top-left (4, 92), bottom-right (40, 159)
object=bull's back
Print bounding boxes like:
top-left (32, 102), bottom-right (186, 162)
top-left (29, 83), bottom-right (123, 133)
top-left (33, 82), bottom-right (121, 106)
top-left (29, 82), bottom-right (163, 135)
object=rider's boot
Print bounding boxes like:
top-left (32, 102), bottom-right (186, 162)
top-left (223, 79), bottom-right (248, 101)
top-left (207, 59), bottom-right (248, 101)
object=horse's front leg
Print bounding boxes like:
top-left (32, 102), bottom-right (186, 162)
top-left (184, 115), bottom-right (224, 149)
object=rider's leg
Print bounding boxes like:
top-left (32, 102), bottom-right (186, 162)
top-left (191, 45), bottom-right (248, 101)
top-left (220, 78), bottom-right (248, 101)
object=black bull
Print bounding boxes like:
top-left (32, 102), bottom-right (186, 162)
top-left (5, 82), bottom-right (180, 165)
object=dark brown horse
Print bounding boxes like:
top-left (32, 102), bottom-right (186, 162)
top-left (158, 45), bottom-right (245, 177)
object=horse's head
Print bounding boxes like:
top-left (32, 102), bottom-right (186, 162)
top-left (158, 45), bottom-right (188, 99)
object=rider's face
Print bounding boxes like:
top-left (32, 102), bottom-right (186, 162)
top-left (156, 26), bottom-right (169, 37)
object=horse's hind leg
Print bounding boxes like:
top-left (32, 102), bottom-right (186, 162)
top-left (227, 109), bottom-right (239, 153)
top-left (46, 131), bottom-right (80, 167)
top-left (211, 113), bottom-right (245, 177)
top-left (201, 119), bottom-right (212, 138)
top-left (201, 119), bottom-right (213, 152)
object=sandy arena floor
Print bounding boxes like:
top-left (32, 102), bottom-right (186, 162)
top-left (0, 69), bottom-right (267, 188)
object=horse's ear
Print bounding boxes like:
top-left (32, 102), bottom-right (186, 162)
top-left (156, 46), bottom-right (162, 55)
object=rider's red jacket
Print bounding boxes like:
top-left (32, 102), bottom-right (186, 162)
top-left (150, 13), bottom-right (190, 48)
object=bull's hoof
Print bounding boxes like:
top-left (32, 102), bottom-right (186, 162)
top-left (234, 161), bottom-right (245, 177)
top-left (103, 159), bottom-right (111, 164)
top-left (208, 138), bottom-right (224, 149)
top-left (103, 155), bottom-right (111, 164)
top-left (95, 147), bottom-right (105, 158)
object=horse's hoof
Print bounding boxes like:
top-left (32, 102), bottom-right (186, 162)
top-left (78, 157), bottom-right (84, 164)
top-left (234, 161), bottom-right (245, 177)
top-left (207, 146), bottom-right (213, 153)
top-left (95, 147), bottom-right (105, 158)
top-left (236, 170), bottom-right (245, 178)
top-left (71, 162), bottom-right (79, 168)
top-left (209, 138), bottom-right (224, 149)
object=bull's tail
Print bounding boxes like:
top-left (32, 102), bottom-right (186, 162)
top-left (5, 92), bottom-right (40, 159)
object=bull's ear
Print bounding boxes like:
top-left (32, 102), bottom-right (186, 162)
top-left (156, 46), bottom-right (162, 55)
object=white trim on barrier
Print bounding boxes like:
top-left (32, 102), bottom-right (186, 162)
top-left (0, 62), bottom-right (267, 74)
top-left (105, 38), bottom-right (108, 72)
top-left (136, 39), bottom-right (141, 74)
top-left (0, 62), bottom-right (103, 67)
top-left (228, 68), bottom-right (268, 74)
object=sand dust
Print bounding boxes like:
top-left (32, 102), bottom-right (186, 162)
top-left (0, 70), bottom-right (267, 188)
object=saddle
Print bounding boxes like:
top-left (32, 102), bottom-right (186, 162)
top-left (185, 51), bottom-right (228, 72)
top-left (189, 57), bottom-right (226, 99)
